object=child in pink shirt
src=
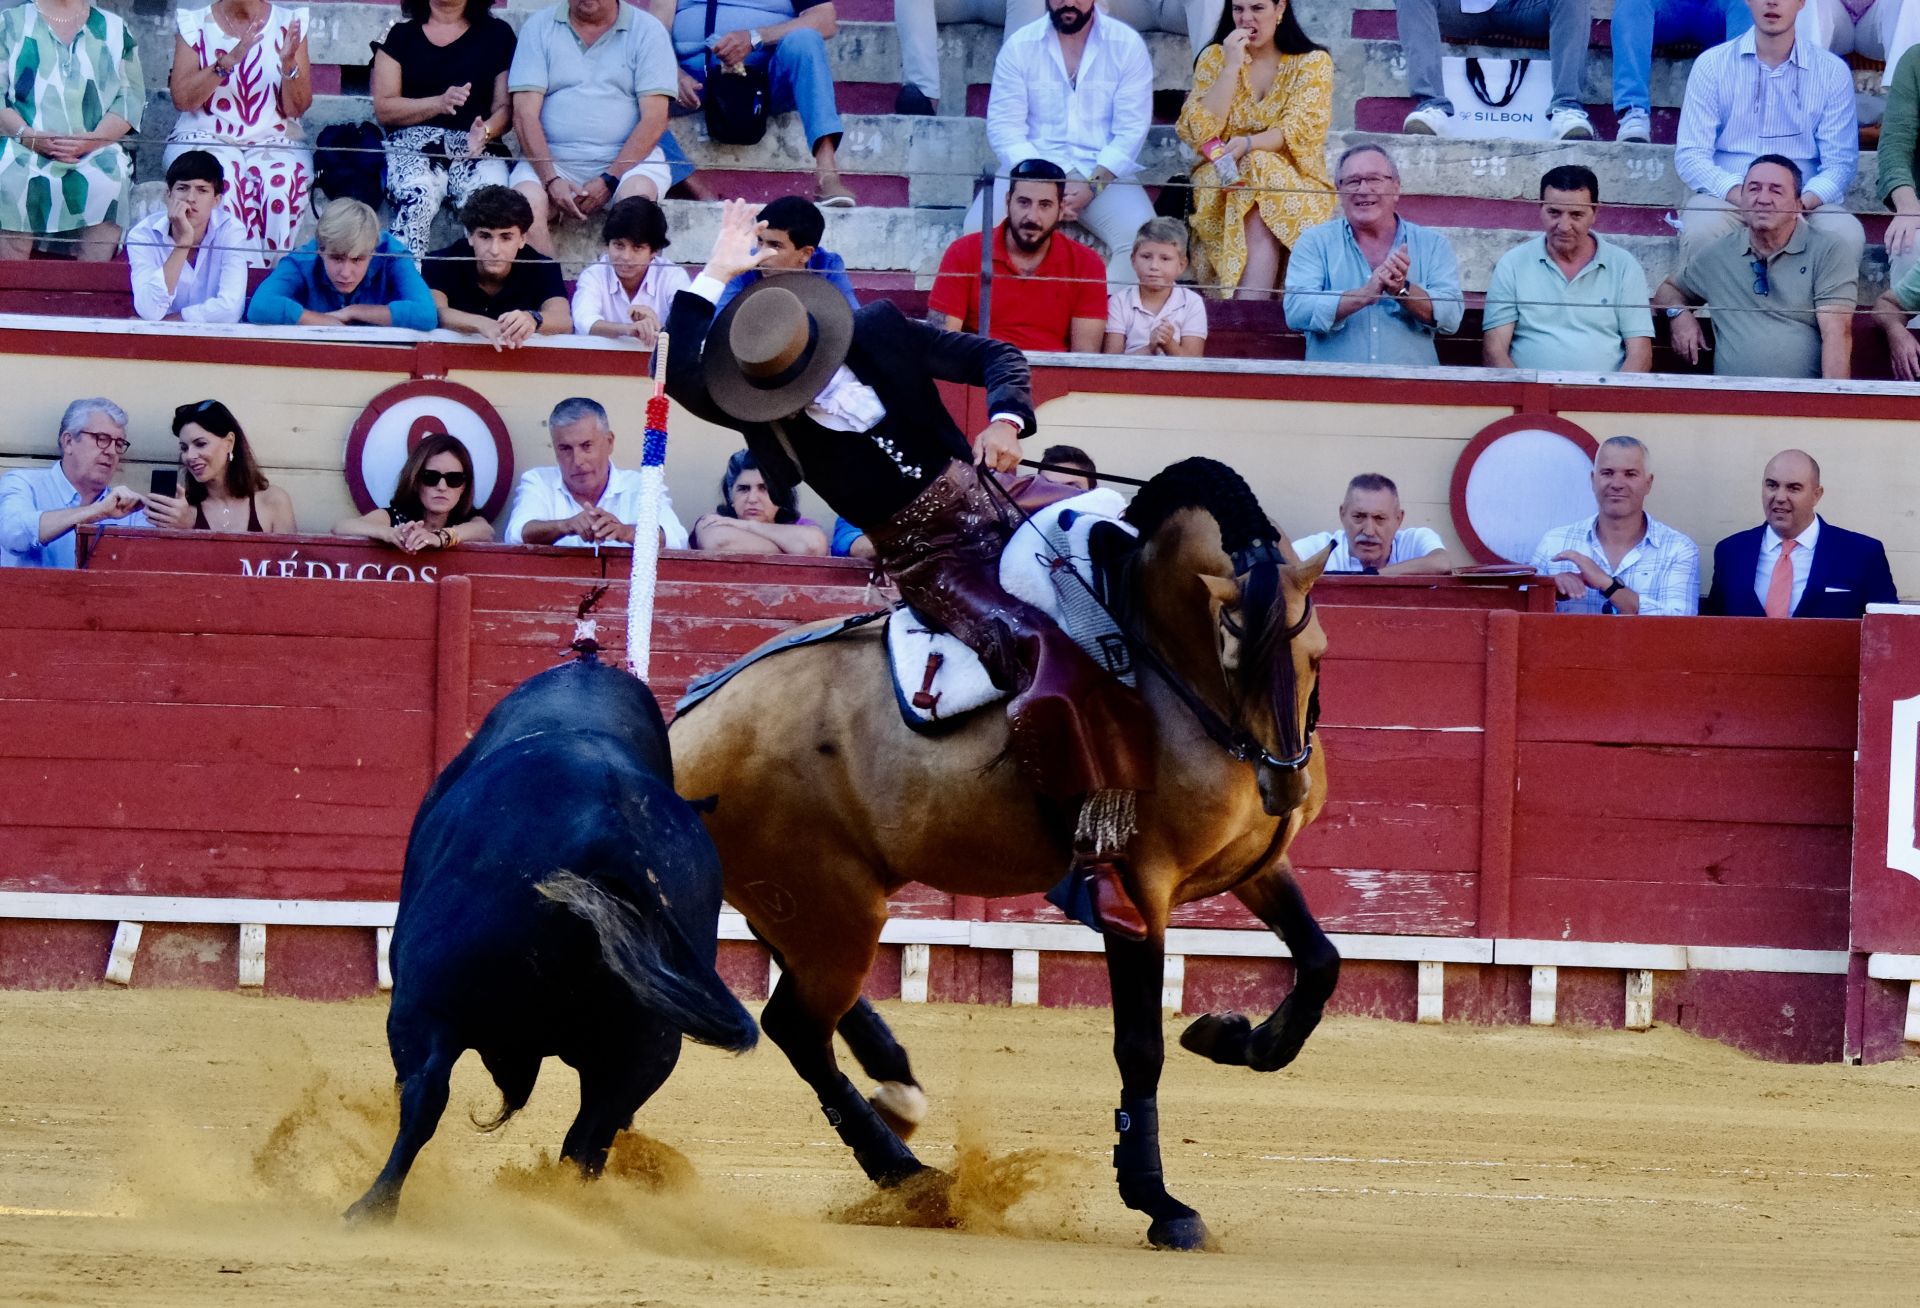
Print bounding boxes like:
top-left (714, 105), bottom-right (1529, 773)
top-left (1103, 218), bottom-right (1208, 357)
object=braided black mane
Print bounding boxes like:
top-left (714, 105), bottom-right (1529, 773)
top-left (1123, 457), bottom-right (1279, 565)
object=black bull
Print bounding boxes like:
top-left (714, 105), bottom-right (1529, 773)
top-left (347, 652), bottom-right (757, 1223)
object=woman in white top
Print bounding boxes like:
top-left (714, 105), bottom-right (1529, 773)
top-left (165, 1), bottom-right (313, 266)
top-left (571, 195), bottom-right (691, 348)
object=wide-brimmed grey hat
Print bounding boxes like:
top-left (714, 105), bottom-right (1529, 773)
top-left (701, 273), bottom-right (856, 423)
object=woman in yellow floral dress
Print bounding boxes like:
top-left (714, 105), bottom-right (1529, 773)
top-left (1176, 0), bottom-right (1335, 298)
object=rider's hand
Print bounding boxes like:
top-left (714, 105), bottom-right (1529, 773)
top-left (972, 420), bottom-right (1021, 474)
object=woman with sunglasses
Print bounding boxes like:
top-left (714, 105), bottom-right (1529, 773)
top-left (145, 400), bottom-right (297, 533)
top-left (334, 431), bottom-right (494, 551)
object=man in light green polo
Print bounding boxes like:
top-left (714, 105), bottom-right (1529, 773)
top-left (1482, 165), bottom-right (1654, 374)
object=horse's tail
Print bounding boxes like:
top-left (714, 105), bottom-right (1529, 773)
top-left (536, 870), bottom-right (759, 1053)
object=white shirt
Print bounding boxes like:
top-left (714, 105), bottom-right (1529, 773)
top-left (502, 465), bottom-right (689, 549)
top-left (126, 208), bottom-right (249, 324)
top-left (1293, 526), bottom-right (1445, 573)
top-left (986, 12), bottom-right (1153, 180)
top-left (571, 255), bottom-right (692, 336)
top-left (1754, 515), bottom-right (1820, 613)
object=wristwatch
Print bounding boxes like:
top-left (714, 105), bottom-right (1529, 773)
top-left (599, 170), bottom-right (620, 193)
top-left (748, 28), bottom-right (763, 48)
top-left (528, 309), bottom-right (545, 329)
top-left (1664, 306), bottom-right (1690, 319)
top-left (1600, 577), bottom-right (1625, 599)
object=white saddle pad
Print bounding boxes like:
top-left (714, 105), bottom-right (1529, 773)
top-left (885, 488), bottom-right (1134, 729)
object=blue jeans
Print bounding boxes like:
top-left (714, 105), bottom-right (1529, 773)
top-left (674, 27), bottom-right (845, 151)
top-left (1396, 0), bottom-right (1591, 114)
top-left (1611, 0), bottom-right (1752, 113)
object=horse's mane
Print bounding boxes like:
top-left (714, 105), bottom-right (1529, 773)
top-left (1122, 457), bottom-right (1279, 565)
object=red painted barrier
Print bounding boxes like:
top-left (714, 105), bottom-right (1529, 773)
top-left (0, 563), bottom-right (1912, 1063)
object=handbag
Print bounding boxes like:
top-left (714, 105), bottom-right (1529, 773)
top-left (702, 0), bottom-right (769, 146)
top-left (1437, 55), bottom-right (1555, 141)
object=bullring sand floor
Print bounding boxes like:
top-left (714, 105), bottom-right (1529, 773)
top-left (1, 990), bottom-right (1916, 1306)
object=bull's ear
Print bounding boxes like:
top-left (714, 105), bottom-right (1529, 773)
top-left (1200, 574), bottom-right (1239, 608)
top-left (1286, 543), bottom-right (1333, 591)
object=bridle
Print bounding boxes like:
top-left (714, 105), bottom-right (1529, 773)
top-left (1215, 579), bottom-right (1320, 774)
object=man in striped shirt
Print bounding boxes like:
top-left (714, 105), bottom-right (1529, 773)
top-left (1527, 435), bottom-right (1701, 615)
top-left (1673, 0), bottom-right (1863, 271)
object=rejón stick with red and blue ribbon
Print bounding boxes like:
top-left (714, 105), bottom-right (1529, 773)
top-left (627, 332), bottom-right (670, 680)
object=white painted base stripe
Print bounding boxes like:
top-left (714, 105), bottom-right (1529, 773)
top-left (1161, 954), bottom-right (1186, 1014)
top-left (1498, 939), bottom-right (1686, 970)
top-left (1010, 949), bottom-right (1040, 1006)
top-left (237, 924), bottom-right (266, 988)
top-left (1625, 970), bottom-right (1654, 1031)
top-left (1907, 981), bottom-right (1920, 1044)
top-left (1529, 966), bottom-right (1557, 1026)
top-left (0, 892), bottom-right (397, 927)
top-left (103, 921), bottom-right (141, 986)
top-left (375, 927), bottom-right (394, 992)
top-left (1416, 960), bottom-right (1444, 1024)
top-left (899, 943), bottom-right (930, 1004)
top-left (1684, 946), bottom-right (1849, 975)
top-left (1868, 952), bottom-right (1920, 980)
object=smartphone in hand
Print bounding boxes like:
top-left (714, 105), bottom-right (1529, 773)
top-left (150, 469), bottom-right (179, 499)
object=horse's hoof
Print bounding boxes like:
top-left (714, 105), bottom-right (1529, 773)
top-left (869, 1081), bottom-right (928, 1144)
top-left (342, 1193), bottom-right (396, 1227)
top-left (1247, 994), bottom-right (1324, 1072)
top-left (1179, 1012), bottom-right (1252, 1066)
top-left (1147, 1213), bottom-right (1212, 1252)
top-left (877, 1160), bottom-right (944, 1191)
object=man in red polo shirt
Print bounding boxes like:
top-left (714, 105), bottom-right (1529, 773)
top-left (929, 158), bottom-right (1107, 352)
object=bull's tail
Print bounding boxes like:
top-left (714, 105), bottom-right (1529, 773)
top-left (535, 871), bottom-right (758, 1053)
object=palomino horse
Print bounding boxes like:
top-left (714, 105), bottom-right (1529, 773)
top-left (669, 459), bottom-right (1337, 1250)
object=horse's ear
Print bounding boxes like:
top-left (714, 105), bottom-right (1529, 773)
top-left (1286, 543), bottom-right (1333, 591)
top-left (1200, 574), bottom-right (1239, 608)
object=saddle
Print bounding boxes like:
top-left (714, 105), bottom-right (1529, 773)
top-left (675, 489), bottom-right (1139, 729)
top-left (886, 487), bottom-right (1137, 731)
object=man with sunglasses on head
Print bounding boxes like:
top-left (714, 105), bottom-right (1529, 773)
top-left (0, 398), bottom-right (147, 568)
top-left (1653, 154), bottom-right (1857, 379)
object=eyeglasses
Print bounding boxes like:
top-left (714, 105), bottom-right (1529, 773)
top-left (418, 469), bottom-right (468, 489)
top-left (73, 430), bottom-right (131, 454)
top-left (1337, 173), bottom-right (1397, 190)
top-left (1750, 256), bottom-right (1771, 297)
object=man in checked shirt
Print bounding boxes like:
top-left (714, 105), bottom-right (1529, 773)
top-left (1527, 436), bottom-right (1703, 615)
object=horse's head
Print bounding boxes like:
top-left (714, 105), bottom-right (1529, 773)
top-left (1126, 459), bottom-right (1330, 820)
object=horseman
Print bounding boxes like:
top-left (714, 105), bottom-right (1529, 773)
top-left (664, 200), bottom-right (1152, 939)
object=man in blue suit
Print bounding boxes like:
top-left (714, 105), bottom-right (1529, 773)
top-left (1704, 449), bottom-right (1899, 618)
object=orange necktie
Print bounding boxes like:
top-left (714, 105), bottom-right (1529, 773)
top-left (1765, 539), bottom-right (1798, 619)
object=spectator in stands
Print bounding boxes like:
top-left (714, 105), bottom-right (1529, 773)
top-left (1104, 218), bottom-right (1208, 355)
top-left (504, 396), bottom-right (690, 548)
top-left (573, 196), bottom-right (690, 345)
top-left (1653, 155), bottom-right (1856, 379)
top-left (894, 1), bottom-right (1224, 114)
top-left (142, 400), bottom-right (296, 535)
top-left (1673, 0), bottom-right (1863, 270)
top-left (373, 0), bottom-right (519, 261)
top-left (509, 0), bottom-right (677, 258)
top-left (715, 196), bottom-right (860, 311)
top-left (1794, 0), bottom-right (1920, 86)
top-left (692, 450), bottom-right (829, 553)
top-left (1875, 45), bottom-right (1920, 372)
top-left (1704, 448), bottom-right (1897, 615)
top-left (1293, 473), bottom-right (1452, 574)
top-left (1527, 435), bottom-right (1700, 615)
top-left (1283, 144), bottom-right (1463, 365)
top-left (167, 1), bottom-right (313, 267)
top-left (1176, 0), bottom-right (1336, 299)
top-left (976, 0), bottom-right (1155, 282)
top-left (1482, 165), bottom-right (1655, 373)
top-left (1612, 0), bottom-right (1752, 142)
top-left (830, 515), bottom-right (875, 558)
top-left (0, 398), bottom-right (145, 569)
top-left (0, 0), bottom-right (142, 263)
top-left (651, 0), bottom-right (856, 208)
top-left (334, 431), bottom-right (497, 550)
top-left (1872, 242), bottom-right (1920, 376)
top-left (425, 185), bottom-right (572, 348)
top-left (1036, 442), bottom-right (1099, 489)
top-left (1394, 0), bottom-right (1595, 140)
top-left (247, 200), bottom-right (440, 330)
top-left (931, 158), bottom-right (1107, 351)
top-left (126, 150), bottom-right (248, 325)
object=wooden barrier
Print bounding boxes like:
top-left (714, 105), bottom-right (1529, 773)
top-left (0, 563), bottom-right (1906, 1061)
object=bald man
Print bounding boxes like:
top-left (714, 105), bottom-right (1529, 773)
top-left (1704, 449), bottom-right (1898, 618)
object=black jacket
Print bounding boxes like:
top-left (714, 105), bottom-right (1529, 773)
top-left (664, 290), bottom-right (1035, 509)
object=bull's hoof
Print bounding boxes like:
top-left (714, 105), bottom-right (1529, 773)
top-left (342, 1191), bottom-right (397, 1226)
top-left (869, 1081), bottom-right (928, 1144)
top-left (1147, 1213), bottom-right (1213, 1252)
top-left (1179, 1011), bottom-right (1252, 1066)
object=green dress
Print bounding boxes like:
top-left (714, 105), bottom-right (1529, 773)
top-left (0, 4), bottom-right (144, 236)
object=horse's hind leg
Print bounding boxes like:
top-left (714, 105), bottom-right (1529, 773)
top-left (837, 999), bottom-right (927, 1141)
top-left (764, 974), bottom-right (924, 1186)
top-left (1181, 858), bottom-right (1340, 1072)
top-left (345, 1027), bottom-right (459, 1224)
top-left (1104, 931), bottom-right (1209, 1251)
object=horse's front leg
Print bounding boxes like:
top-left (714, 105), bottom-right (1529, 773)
top-left (1104, 932), bottom-right (1210, 1251)
top-left (1180, 857), bottom-right (1341, 1072)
